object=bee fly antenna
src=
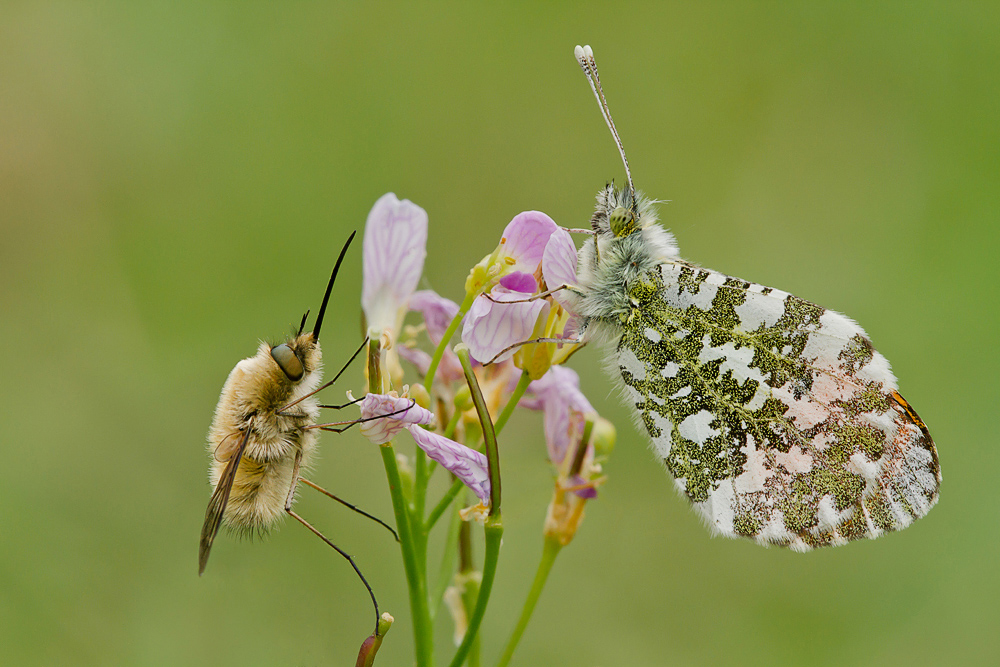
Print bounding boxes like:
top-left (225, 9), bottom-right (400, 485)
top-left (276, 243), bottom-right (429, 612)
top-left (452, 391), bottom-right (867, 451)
top-left (574, 44), bottom-right (634, 193)
top-left (297, 310), bottom-right (310, 336)
top-left (312, 230), bottom-right (357, 342)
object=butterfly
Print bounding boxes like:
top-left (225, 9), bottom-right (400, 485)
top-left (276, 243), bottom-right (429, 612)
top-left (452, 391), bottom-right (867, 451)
top-left (569, 45), bottom-right (940, 550)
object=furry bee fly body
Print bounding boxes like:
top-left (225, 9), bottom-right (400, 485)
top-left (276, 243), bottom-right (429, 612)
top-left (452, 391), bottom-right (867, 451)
top-left (199, 231), bottom-right (355, 575)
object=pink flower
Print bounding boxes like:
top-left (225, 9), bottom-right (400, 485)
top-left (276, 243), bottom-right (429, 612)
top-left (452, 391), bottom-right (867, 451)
top-left (461, 211), bottom-right (565, 364)
top-left (462, 286), bottom-right (549, 364)
top-left (358, 392), bottom-right (492, 504)
top-left (399, 290), bottom-right (464, 382)
top-left (521, 365), bottom-right (595, 465)
top-left (362, 193), bottom-right (428, 341)
top-left (407, 426), bottom-right (491, 504)
top-left (498, 211), bottom-right (558, 275)
top-left (358, 393), bottom-right (435, 444)
top-left (541, 226), bottom-right (579, 310)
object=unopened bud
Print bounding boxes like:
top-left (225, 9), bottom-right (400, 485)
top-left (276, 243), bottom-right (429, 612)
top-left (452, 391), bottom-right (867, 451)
top-left (410, 383), bottom-right (431, 410)
top-left (355, 612), bottom-right (393, 667)
top-left (591, 417), bottom-right (616, 459)
top-left (454, 385), bottom-right (474, 412)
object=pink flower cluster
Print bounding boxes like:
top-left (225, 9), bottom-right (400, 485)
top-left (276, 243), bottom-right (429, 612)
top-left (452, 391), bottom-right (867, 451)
top-left (356, 193), bottom-right (609, 511)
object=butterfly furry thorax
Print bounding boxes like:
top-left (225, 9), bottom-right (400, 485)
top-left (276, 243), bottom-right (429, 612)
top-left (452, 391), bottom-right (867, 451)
top-left (570, 183), bottom-right (940, 551)
top-left (207, 334), bottom-right (324, 533)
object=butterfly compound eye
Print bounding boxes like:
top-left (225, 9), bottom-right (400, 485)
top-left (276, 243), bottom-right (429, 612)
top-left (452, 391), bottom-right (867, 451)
top-left (609, 205), bottom-right (635, 237)
top-left (270, 344), bottom-right (304, 381)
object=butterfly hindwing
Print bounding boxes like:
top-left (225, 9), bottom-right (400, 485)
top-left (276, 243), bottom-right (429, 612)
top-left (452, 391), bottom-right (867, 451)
top-left (616, 262), bottom-right (940, 551)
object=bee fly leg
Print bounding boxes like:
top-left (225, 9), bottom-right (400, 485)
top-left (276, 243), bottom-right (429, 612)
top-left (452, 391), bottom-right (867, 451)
top-left (306, 399), bottom-right (419, 434)
top-left (299, 477), bottom-right (399, 542)
top-left (283, 448), bottom-right (383, 636)
top-left (317, 395), bottom-right (366, 410)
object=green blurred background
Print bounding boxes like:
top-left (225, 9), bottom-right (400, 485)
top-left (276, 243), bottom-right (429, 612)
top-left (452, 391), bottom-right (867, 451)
top-left (2, 3), bottom-right (997, 665)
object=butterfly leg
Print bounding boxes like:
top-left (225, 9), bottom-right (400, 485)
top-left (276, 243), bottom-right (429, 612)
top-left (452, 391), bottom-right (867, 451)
top-left (483, 283), bottom-right (573, 304)
top-left (484, 336), bottom-right (586, 365)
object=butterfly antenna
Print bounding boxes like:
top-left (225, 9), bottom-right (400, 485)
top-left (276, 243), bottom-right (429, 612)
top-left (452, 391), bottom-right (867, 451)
top-left (574, 44), bottom-right (634, 193)
top-left (312, 230), bottom-right (357, 342)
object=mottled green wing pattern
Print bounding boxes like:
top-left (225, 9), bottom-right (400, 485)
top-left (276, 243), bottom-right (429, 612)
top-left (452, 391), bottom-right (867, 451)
top-left (616, 262), bottom-right (940, 550)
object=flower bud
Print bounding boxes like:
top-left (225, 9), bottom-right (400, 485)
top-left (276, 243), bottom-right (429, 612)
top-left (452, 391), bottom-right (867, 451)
top-left (453, 384), bottom-right (474, 412)
top-left (355, 612), bottom-right (393, 667)
top-left (590, 416), bottom-right (616, 459)
top-left (410, 383), bottom-right (431, 410)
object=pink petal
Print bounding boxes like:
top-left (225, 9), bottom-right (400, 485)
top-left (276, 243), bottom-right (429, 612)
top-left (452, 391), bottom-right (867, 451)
top-left (398, 345), bottom-right (432, 375)
top-left (541, 227), bottom-right (579, 310)
top-left (407, 290), bottom-right (465, 383)
top-left (568, 474), bottom-right (598, 499)
top-left (523, 366), bottom-right (594, 414)
top-left (406, 425), bottom-right (491, 504)
top-left (499, 211), bottom-right (557, 273)
top-left (358, 393), bottom-right (435, 444)
top-left (499, 271), bottom-right (538, 293)
top-left (362, 193), bottom-right (428, 333)
top-left (461, 287), bottom-right (548, 364)
top-left (409, 290), bottom-right (460, 344)
top-left (521, 366), bottom-right (595, 463)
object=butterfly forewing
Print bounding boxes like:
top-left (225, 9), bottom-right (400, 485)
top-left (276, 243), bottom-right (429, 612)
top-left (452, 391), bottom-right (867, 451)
top-left (617, 262), bottom-right (940, 551)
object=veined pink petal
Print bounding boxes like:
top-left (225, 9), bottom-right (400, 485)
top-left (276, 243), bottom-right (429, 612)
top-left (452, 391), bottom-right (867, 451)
top-left (409, 290), bottom-right (460, 344)
top-left (406, 425), bottom-right (491, 504)
top-left (408, 290), bottom-right (464, 383)
top-left (461, 287), bottom-right (548, 364)
top-left (358, 393), bottom-right (435, 444)
top-left (499, 271), bottom-right (538, 293)
top-left (521, 366), bottom-right (595, 463)
top-left (522, 366), bottom-right (593, 413)
top-left (542, 227), bottom-right (579, 310)
top-left (499, 211), bottom-right (557, 274)
top-left (362, 193), bottom-right (428, 335)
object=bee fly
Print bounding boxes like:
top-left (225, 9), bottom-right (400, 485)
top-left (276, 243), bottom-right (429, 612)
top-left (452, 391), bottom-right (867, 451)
top-left (199, 231), bottom-right (400, 634)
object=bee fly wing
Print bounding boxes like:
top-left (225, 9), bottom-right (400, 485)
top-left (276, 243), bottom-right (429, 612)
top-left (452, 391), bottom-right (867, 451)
top-left (199, 428), bottom-right (252, 575)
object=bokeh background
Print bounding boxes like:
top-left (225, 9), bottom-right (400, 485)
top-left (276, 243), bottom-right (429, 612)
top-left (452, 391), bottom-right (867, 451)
top-left (2, 3), bottom-right (997, 665)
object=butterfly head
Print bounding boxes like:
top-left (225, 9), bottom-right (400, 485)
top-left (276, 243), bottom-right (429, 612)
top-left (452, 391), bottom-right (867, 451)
top-left (591, 183), bottom-right (658, 239)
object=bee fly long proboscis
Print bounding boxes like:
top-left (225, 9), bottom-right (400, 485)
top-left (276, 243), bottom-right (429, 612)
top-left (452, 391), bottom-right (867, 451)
top-left (198, 230), bottom-right (396, 637)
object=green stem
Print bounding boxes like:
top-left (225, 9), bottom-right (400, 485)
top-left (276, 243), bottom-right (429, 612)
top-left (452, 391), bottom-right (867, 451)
top-left (371, 336), bottom-right (432, 667)
top-left (426, 477), bottom-right (465, 531)
top-left (493, 370), bottom-right (531, 436)
top-left (380, 444), bottom-right (433, 667)
top-left (456, 348), bottom-right (501, 514)
top-left (424, 291), bottom-right (477, 393)
top-left (495, 535), bottom-right (563, 667)
top-left (448, 515), bottom-right (503, 667)
top-left (457, 518), bottom-right (481, 667)
top-left (444, 407), bottom-right (463, 440)
top-left (414, 445), bottom-right (428, 519)
top-left (430, 499), bottom-right (463, 620)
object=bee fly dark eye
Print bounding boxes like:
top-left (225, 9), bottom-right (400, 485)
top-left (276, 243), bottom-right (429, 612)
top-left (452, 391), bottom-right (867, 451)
top-left (270, 343), bottom-right (304, 381)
